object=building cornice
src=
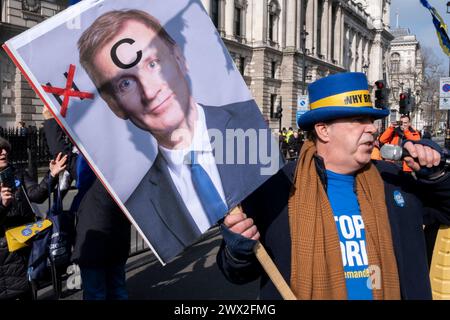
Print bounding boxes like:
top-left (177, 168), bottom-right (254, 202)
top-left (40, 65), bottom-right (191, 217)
top-left (251, 45), bottom-right (284, 56)
top-left (379, 28), bottom-right (395, 42)
top-left (0, 22), bottom-right (27, 41)
top-left (391, 41), bottom-right (419, 47)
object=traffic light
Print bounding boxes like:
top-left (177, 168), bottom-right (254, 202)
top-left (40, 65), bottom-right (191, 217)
top-left (399, 89), bottom-right (412, 114)
top-left (399, 92), bottom-right (407, 114)
top-left (276, 105), bottom-right (283, 119)
top-left (276, 99), bottom-right (283, 130)
top-left (374, 80), bottom-right (387, 109)
top-left (406, 88), bottom-right (412, 112)
top-left (410, 95), bottom-right (416, 111)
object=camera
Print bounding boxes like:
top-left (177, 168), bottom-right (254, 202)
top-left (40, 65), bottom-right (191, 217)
top-left (0, 166), bottom-right (16, 192)
top-left (396, 121), bottom-right (402, 126)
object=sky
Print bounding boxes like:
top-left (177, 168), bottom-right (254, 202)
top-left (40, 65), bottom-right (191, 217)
top-left (391, 0), bottom-right (449, 74)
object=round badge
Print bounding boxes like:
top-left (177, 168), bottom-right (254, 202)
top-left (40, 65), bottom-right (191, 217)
top-left (393, 190), bottom-right (405, 208)
top-left (21, 228), bottom-right (32, 237)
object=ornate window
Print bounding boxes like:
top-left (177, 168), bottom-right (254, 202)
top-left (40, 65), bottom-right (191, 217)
top-left (270, 94), bottom-right (277, 119)
top-left (239, 56), bottom-right (246, 76)
top-left (234, 6), bottom-right (242, 37)
top-left (234, 0), bottom-right (247, 39)
top-left (317, 0), bottom-right (323, 56)
top-left (390, 52), bottom-right (400, 73)
top-left (211, 0), bottom-right (219, 28)
top-left (271, 61), bottom-right (277, 79)
top-left (268, 0), bottom-right (280, 43)
top-left (233, 54), bottom-right (246, 75)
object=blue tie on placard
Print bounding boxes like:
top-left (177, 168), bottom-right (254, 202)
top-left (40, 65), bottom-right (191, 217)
top-left (189, 151), bottom-right (228, 225)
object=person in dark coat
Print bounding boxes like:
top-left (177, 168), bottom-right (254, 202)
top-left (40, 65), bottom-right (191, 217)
top-left (422, 130), bottom-right (432, 140)
top-left (0, 137), bottom-right (67, 300)
top-left (287, 131), bottom-right (303, 159)
top-left (71, 174), bottom-right (131, 300)
top-left (42, 109), bottom-right (131, 300)
top-left (216, 72), bottom-right (449, 300)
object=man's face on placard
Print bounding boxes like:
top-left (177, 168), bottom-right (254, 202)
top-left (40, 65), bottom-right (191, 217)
top-left (92, 20), bottom-right (191, 139)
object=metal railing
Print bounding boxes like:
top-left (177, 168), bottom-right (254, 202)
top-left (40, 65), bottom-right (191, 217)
top-left (1, 126), bottom-right (150, 259)
top-left (0, 127), bottom-right (51, 176)
top-left (129, 225), bottom-right (149, 257)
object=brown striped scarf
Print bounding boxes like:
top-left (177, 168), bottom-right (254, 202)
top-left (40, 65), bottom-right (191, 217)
top-left (288, 140), bottom-right (400, 299)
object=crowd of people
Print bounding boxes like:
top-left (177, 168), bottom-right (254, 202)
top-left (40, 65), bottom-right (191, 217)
top-left (278, 127), bottom-right (305, 160)
top-left (0, 109), bottom-right (131, 301)
top-left (0, 136), bottom-right (67, 299)
top-left (281, 112), bottom-right (439, 174)
top-left (1, 71), bottom-right (448, 301)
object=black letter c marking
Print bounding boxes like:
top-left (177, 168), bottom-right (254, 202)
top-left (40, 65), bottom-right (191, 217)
top-left (110, 38), bottom-right (142, 69)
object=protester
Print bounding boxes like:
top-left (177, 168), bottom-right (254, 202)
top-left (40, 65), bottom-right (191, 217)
top-left (370, 139), bottom-right (382, 160)
top-left (279, 128), bottom-right (288, 158)
top-left (41, 107), bottom-right (131, 300)
top-left (71, 174), bottom-right (131, 300)
top-left (42, 108), bottom-right (76, 193)
top-left (297, 129), bottom-right (305, 142)
top-left (217, 72), bottom-right (450, 300)
top-left (17, 121), bottom-right (27, 136)
top-left (285, 127), bottom-right (294, 145)
top-left (422, 129), bottom-right (432, 140)
top-left (379, 115), bottom-right (420, 171)
top-left (287, 131), bottom-right (302, 159)
top-left (0, 137), bottom-right (67, 300)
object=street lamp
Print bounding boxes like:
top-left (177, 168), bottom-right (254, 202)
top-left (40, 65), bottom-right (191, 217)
top-left (362, 64), bottom-right (369, 75)
top-left (414, 91), bottom-right (420, 129)
top-left (277, 97), bottom-right (283, 131)
top-left (301, 25), bottom-right (309, 95)
top-left (447, 1), bottom-right (450, 13)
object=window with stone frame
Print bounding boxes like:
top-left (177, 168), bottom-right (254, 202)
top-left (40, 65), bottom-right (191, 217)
top-left (271, 60), bottom-right (277, 79)
top-left (239, 56), bottom-right (246, 76)
top-left (317, 0), bottom-right (323, 56)
top-left (0, 56), bottom-right (15, 114)
top-left (268, 0), bottom-right (280, 43)
top-left (391, 52), bottom-right (400, 73)
top-left (234, 6), bottom-right (241, 37)
top-left (211, 0), bottom-right (220, 28)
top-left (233, 0), bottom-right (248, 40)
top-left (270, 94), bottom-right (277, 119)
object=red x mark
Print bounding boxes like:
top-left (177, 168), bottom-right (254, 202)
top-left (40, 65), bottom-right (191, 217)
top-left (42, 64), bottom-right (94, 117)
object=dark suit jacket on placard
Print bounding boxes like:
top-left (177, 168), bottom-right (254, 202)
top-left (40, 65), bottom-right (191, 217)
top-left (125, 99), bottom-right (283, 263)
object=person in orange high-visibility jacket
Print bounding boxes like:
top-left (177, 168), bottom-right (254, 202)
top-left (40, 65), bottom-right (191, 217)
top-left (371, 139), bottom-right (383, 160)
top-left (380, 115), bottom-right (421, 171)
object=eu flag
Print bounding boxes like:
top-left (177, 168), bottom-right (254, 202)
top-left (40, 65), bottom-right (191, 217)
top-left (420, 0), bottom-right (450, 56)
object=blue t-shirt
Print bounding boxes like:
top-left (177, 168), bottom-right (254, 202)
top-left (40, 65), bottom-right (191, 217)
top-left (326, 170), bottom-right (373, 300)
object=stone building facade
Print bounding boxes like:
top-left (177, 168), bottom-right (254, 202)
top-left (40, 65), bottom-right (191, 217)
top-left (0, 0), bottom-right (66, 128)
top-left (201, 0), bottom-right (394, 130)
top-left (1, 0), bottom-right (394, 130)
top-left (388, 27), bottom-right (424, 131)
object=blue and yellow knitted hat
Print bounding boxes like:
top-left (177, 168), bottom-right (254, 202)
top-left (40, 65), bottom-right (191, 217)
top-left (297, 72), bottom-right (389, 130)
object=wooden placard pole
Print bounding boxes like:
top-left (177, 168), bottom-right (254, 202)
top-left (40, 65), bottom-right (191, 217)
top-left (229, 206), bottom-right (297, 300)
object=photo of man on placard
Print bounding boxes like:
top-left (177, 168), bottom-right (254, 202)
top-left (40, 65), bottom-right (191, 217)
top-left (77, 9), bottom-right (279, 262)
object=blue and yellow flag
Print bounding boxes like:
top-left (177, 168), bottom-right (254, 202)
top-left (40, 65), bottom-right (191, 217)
top-left (420, 0), bottom-right (450, 56)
